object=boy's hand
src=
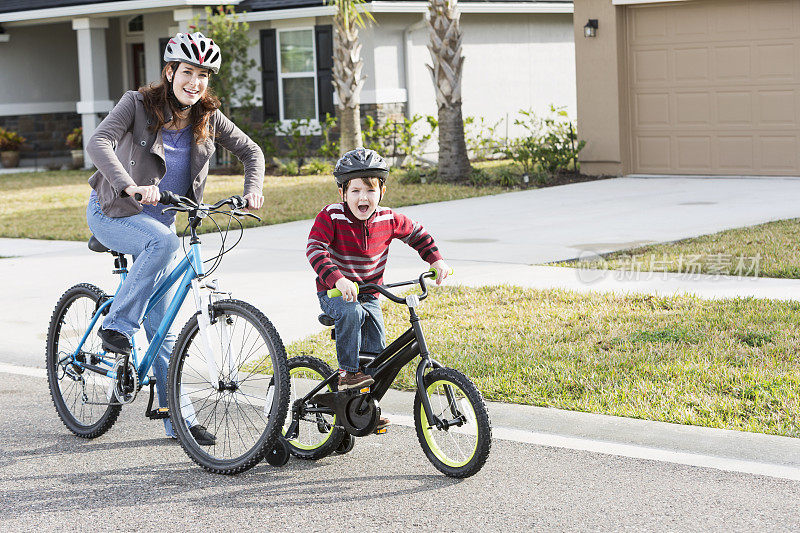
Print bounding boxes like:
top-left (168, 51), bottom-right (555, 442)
top-left (335, 278), bottom-right (359, 302)
top-left (431, 259), bottom-right (451, 285)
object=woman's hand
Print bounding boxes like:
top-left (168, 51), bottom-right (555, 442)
top-left (431, 259), bottom-right (451, 285)
top-left (334, 278), bottom-right (359, 303)
top-left (124, 184), bottom-right (160, 206)
top-left (243, 192), bottom-right (264, 212)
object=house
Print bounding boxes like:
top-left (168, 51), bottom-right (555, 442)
top-left (0, 0), bottom-right (576, 167)
top-left (574, 0), bottom-right (800, 177)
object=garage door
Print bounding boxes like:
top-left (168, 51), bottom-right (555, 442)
top-left (627, 0), bottom-right (800, 175)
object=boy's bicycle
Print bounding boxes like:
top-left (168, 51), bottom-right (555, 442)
top-left (46, 192), bottom-right (290, 474)
top-left (282, 269), bottom-right (492, 478)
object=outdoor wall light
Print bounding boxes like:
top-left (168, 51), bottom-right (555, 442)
top-left (584, 19), bottom-right (598, 38)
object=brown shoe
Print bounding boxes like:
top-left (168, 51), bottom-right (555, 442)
top-left (338, 370), bottom-right (374, 390)
top-left (376, 416), bottom-right (390, 430)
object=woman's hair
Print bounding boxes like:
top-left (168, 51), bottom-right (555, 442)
top-left (138, 61), bottom-right (220, 143)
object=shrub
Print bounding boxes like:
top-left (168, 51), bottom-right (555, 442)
top-left (279, 119), bottom-right (314, 168)
top-left (363, 114), bottom-right (438, 166)
top-left (0, 127), bottom-right (26, 151)
top-left (464, 116), bottom-right (504, 161)
top-left (305, 158), bottom-right (332, 175)
top-left (317, 113), bottom-right (339, 159)
top-left (65, 127), bottom-right (83, 149)
top-left (505, 105), bottom-right (585, 180)
top-left (281, 160), bottom-right (299, 176)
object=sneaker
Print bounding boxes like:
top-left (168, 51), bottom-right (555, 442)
top-left (337, 370), bottom-right (374, 390)
top-left (98, 328), bottom-right (131, 356)
top-left (189, 424), bottom-right (216, 446)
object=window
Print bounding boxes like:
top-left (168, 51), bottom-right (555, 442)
top-left (277, 29), bottom-right (317, 121)
top-left (127, 15), bottom-right (143, 34)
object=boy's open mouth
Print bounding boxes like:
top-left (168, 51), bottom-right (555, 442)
top-left (358, 204), bottom-right (369, 213)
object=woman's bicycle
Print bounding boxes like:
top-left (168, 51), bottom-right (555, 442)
top-left (46, 191), bottom-right (290, 474)
top-left (282, 269), bottom-right (492, 478)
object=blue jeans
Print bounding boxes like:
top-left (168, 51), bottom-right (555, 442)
top-left (86, 198), bottom-right (187, 436)
top-left (318, 291), bottom-right (386, 372)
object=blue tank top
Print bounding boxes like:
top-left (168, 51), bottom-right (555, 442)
top-left (141, 125), bottom-right (193, 226)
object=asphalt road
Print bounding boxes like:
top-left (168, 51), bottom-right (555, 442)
top-left (2, 372), bottom-right (799, 531)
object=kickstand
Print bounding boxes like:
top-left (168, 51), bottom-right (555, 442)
top-left (145, 378), bottom-right (169, 420)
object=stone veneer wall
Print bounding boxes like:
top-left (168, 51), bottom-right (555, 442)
top-left (0, 112), bottom-right (82, 160)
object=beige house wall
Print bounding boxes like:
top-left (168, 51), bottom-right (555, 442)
top-left (574, 0), bottom-right (629, 176)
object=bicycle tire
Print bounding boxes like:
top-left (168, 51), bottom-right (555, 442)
top-left (167, 299), bottom-right (289, 475)
top-left (413, 367), bottom-right (492, 478)
top-left (46, 283), bottom-right (121, 438)
top-left (283, 356), bottom-right (345, 460)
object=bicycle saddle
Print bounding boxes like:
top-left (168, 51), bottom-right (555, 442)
top-left (318, 314), bottom-right (335, 327)
top-left (88, 235), bottom-right (111, 253)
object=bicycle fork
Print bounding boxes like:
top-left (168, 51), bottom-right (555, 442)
top-left (191, 278), bottom-right (222, 390)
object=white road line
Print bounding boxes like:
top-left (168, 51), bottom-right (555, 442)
top-left (6, 363), bottom-right (799, 481)
top-left (0, 363), bottom-right (46, 378)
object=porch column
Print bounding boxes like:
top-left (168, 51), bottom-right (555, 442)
top-left (72, 17), bottom-right (114, 168)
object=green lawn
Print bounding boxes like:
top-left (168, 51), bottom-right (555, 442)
top-left (554, 218), bottom-right (800, 279)
top-left (288, 285), bottom-right (800, 437)
top-left (0, 168), bottom-right (505, 241)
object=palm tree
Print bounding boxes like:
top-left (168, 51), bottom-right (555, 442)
top-left (327, 0), bottom-right (375, 154)
top-left (427, 0), bottom-right (471, 181)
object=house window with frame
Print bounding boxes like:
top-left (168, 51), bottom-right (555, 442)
top-left (127, 15), bottom-right (144, 34)
top-left (260, 25), bottom-right (334, 124)
top-left (278, 29), bottom-right (317, 121)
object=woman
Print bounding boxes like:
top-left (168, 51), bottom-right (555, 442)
top-left (86, 32), bottom-right (265, 443)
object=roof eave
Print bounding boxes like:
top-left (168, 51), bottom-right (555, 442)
top-left (241, 1), bottom-right (573, 21)
top-left (0, 0), bottom-right (239, 25)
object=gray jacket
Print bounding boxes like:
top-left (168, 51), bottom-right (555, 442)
top-left (87, 90), bottom-right (264, 217)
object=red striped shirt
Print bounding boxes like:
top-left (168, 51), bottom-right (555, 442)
top-left (307, 203), bottom-right (443, 293)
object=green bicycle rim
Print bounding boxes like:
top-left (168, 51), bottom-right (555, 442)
top-left (285, 366), bottom-right (336, 451)
top-left (420, 379), bottom-right (478, 468)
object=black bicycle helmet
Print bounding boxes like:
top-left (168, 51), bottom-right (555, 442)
top-left (333, 148), bottom-right (390, 187)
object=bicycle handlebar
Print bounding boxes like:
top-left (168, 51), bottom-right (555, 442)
top-left (132, 192), bottom-right (259, 221)
top-left (326, 266), bottom-right (454, 304)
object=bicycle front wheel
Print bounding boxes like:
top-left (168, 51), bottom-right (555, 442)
top-left (46, 283), bottom-right (121, 438)
top-left (414, 367), bottom-right (492, 478)
top-left (168, 299), bottom-right (289, 475)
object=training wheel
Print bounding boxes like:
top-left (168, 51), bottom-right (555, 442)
top-left (334, 433), bottom-right (355, 455)
top-left (266, 438), bottom-right (290, 466)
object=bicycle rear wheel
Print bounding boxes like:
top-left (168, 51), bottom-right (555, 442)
top-left (168, 299), bottom-right (289, 474)
top-left (414, 367), bottom-right (492, 478)
top-left (46, 283), bottom-right (121, 438)
top-left (283, 356), bottom-right (345, 460)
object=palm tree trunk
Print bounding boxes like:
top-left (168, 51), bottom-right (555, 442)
top-left (331, 2), bottom-right (368, 154)
top-left (338, 105), bottom-right (362, 153)
top-left (437, 103), bottom-right (471, 181)
top-left (427, 0), bottom-right (471, 181)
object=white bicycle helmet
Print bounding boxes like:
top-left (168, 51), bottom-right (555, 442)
top-left (163, 32), bottom-right (221, 74)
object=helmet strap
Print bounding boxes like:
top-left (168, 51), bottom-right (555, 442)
top-left (167, 72), bottom-right (191, 112)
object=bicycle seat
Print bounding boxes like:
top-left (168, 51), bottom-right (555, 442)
top-left (318, 314), bottom-right (335, 327)
top-left (88, 235), bottom-right (111, 253)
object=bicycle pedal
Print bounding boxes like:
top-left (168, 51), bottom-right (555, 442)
top-left (359, 386), bottom-right (371, 394)
top-left (374, 427), bottom-right (387, 435)
top-left (146, 407), bottom-right (169, 420)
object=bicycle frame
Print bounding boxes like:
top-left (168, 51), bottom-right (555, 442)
top-left (67, 241), bottom-right (209, 386)
top-left (295, 296), bottom-right (450, 430)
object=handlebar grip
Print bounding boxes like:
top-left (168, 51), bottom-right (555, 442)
top-left (133, 191), bottom-right (181, 205)
top-left (327, 284), bottom-right (360, 298)
top-left (428, 266), bottom-right (455, 279)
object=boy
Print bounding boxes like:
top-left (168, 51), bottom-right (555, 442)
top-left (307, 148), bottom-right (451, 409)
